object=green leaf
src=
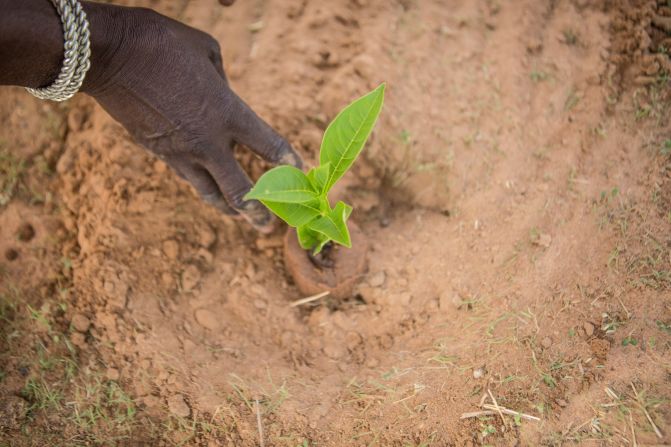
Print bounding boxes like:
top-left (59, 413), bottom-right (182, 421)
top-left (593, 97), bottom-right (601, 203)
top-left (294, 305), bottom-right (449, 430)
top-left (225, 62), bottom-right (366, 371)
top-left (297, 225), bottom-right (328, 251)
top-left (262, 200), bottom-right (321, 228)
top-left (305, 201), bottom-right (352, 247)
top-left (306, 162), bottom-right (330, 193)
top-left (244, 166), bottom-right (318, 203)
top-left (320, 83), bottom-right (385, 192)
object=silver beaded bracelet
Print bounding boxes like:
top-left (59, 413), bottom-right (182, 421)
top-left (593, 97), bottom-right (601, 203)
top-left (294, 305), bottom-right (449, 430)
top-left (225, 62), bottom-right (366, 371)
top-left (26, 0), bottom-right (91, 102)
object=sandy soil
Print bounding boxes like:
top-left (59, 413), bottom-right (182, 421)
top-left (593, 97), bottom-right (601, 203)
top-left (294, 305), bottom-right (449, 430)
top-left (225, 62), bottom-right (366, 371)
top-left (1, 0), bottom-right (670, 446)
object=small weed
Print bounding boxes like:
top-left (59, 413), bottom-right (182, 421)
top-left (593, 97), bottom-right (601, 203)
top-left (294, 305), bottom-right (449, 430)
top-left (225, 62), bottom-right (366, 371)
top-left (656, 320), bottom-right (671, 334)
top-left (561, 28), bottom-right (579, 46)
top-left (530, 70), bottom-right (549, 82)
top-left (22, 378), bottom-right (63, 411)
top-left (564, 89), bottom-right (581, 111)
top-left (481, 422), bottom-right (497, 438)
top-left (661, 139), bottom-right (671, 156)
top-left (622, 336), bottom-right (638, 346)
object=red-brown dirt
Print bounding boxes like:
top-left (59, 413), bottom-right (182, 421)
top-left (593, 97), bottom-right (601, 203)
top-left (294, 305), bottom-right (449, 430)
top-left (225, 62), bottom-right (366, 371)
top-left (1, 0), bottom-right (670, 446)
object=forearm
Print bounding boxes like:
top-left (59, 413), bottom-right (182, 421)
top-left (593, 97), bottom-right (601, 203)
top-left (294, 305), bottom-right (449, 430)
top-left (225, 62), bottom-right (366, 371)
top-left (0, 0), bottom-right (128, 93)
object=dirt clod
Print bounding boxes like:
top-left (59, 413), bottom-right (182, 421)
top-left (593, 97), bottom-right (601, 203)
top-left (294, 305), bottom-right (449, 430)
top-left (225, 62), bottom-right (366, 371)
top-left (106, 367), bottom-right (120, 381)
top-left (162, 240), bottom-right (180, 260)
top-left (196, 224), bottom-right (216, 248)
top-left (541, 337), bottom-right (553, 349)
top-left (368, 271), bottom-right (386, 287)
top-left (0, 395), bottom-right (28, 430)
top-left (167, 394), bottom-right (190, 418)
top-left (583, 321), bottom-right (595, 337)
top-left (194, 308), bottom-right (219, 330)
top-left (181, 265), bottom-right (201, 292)
top-left (590, 338), bottom-right (611, 360)
top-left (71, 313), bottom-right (91, 333)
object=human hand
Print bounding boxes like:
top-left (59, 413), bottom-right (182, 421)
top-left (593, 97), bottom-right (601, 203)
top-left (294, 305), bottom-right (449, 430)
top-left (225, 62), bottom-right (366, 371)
top-left (80, 2), bottom-right (301, 232)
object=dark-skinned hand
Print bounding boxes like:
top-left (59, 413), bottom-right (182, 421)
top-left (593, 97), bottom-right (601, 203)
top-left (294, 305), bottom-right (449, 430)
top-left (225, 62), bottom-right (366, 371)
top-left (77, 1), bottom-right (302, 232)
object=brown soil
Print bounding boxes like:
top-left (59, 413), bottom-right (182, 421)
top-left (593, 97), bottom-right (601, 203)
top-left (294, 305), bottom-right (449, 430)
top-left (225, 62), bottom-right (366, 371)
top-left (1, 0), bottom-right (671, 446)
top-left (284, 223), bottom-right (368, 299)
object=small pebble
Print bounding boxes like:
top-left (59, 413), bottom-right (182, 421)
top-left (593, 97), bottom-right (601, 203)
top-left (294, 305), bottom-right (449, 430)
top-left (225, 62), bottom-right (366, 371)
top-left (70, 332), bottom-right (86, 348)
top-left (368, 271), bottom-right (386, 288)
top-left (181, 265), bottom-right (201, 292)
top-left (583, 321), bottom-right (595, 337)
top-left (162, 240), bottom-right (180, 260)
top-left (397, 292), bottom-right (412, 306)
top-left (71, 313), bottom-right (91, 333)
top-left (197, 224), bottom-right (217, 248)
top-left (473, 367), bottom-right (485, 379)
top-left (253, 299), bottom-right (267, 310)
top-left (106, 367), bottom-right (120, 381)
top-left (196, 248), bottom-right (213, 264)
top-left (345, 332), bottom-right (363, 350)
top-left (541, 337), bottom-right (553, 349)
top-left (167, 394), bottom-right (190, 418)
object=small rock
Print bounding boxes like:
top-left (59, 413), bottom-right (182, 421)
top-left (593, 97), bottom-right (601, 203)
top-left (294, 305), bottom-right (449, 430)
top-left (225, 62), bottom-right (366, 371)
top-left (366, 357), bottom-right (380, 368)
top-left (473, 367), bottom-right (486, 379)
top-left (161, 272), bottom-right (173, 286)
top-left (195, 248), bottom-right (213, 265)
top-left (556, 398), bottom-right (568, 408)
top-left (541, 337), bottom-right (553, 349)
top-left (352, 53), bottom-right (375, 79)
top-left (583, 322), bottom-right (595, 337)
top-left (197, 224), bottom-right (217, 248)
top-left (17, 223), bottom-right (35, 242)
top-left (181, 265), bottom-right (201, 292)
top-left (253, 299), bottom-right (267, 310)
top-left (194, 308), bottom-right (219, 330)
top-left (106, 367), bottom-right (120, 381)
top-left (70, 332), bottom-right (86, 348)
top-left (345, 332), bottom-right (363, 350)
top-left (71, 313), bottom-right (91, 333)
top-left (368, 271), bottom-right (386, 288)
top-left (256, 237), bottom-right (283, 250)
top-left (162, 240), bottom-right (180, 260)
top-left (167, 394), bottom-right (190, 418)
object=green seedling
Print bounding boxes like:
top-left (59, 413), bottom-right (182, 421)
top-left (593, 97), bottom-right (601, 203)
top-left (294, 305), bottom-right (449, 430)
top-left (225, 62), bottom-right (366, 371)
top-left (244, 83), bottom-right (385, 254)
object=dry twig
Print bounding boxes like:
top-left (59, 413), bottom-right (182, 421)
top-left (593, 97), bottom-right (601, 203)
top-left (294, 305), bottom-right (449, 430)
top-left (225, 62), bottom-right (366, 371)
top-left (290, 291), bottom-right (330, 307)
top-left (255, 398), bottom-right (265, 447)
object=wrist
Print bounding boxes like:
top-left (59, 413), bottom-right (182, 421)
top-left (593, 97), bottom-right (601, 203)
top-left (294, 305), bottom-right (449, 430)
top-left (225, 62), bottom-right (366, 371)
top-left (79, 3), bottom-right (163, 97)
top-left (0, 0), bottom-right (64, 88)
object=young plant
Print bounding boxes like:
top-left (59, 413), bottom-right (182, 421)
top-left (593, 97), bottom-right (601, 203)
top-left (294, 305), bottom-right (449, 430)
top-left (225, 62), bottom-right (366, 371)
top-left (244, 83), bottom-right (385, 254)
